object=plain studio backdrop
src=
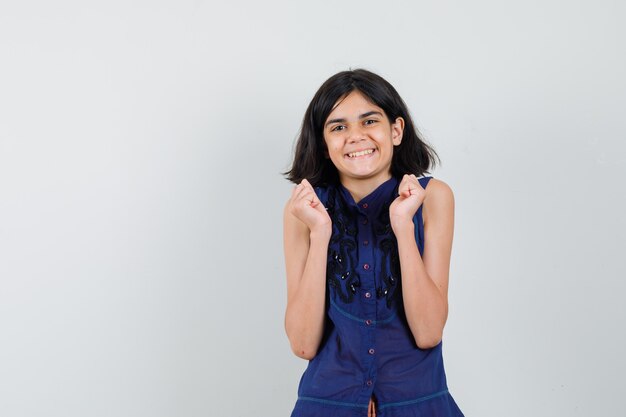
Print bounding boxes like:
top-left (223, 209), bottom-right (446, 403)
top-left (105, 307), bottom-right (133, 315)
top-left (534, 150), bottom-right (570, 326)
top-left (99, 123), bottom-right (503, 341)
top-left (0, 1), bottom-right (624, 416)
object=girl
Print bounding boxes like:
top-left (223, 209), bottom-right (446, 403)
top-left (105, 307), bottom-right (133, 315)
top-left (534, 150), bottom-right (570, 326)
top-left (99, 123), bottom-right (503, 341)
top-left (283, 69), bottom-right (464, 417)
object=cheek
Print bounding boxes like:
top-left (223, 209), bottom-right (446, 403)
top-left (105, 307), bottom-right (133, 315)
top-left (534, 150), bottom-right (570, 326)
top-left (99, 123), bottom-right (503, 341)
top-left (322, 136), bottom-right (333, 151)
top-left (329, 145), bottom-right (341, 153)
top-left (329, 149), bottom-right (343, 161)
top-left (325, 140), bottom-right (342, 154)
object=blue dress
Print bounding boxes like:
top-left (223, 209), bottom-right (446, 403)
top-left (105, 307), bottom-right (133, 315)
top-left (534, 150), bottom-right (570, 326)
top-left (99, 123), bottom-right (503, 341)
top-left (290, 175), bottom-right (464, 417)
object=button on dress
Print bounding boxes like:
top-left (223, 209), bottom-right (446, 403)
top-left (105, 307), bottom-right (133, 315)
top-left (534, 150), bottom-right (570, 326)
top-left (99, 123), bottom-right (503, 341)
top-left (290, 175), bottom-right (464, 417)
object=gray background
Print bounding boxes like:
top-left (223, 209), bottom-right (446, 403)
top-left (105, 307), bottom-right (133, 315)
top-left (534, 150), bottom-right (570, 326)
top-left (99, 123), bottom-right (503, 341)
top-left (1, 1), bottom-right (624, 416)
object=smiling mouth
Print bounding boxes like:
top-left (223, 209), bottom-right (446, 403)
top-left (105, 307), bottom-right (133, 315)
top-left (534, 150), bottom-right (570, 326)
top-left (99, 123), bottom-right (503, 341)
top-left (346, 149), bottom-right (375, 159)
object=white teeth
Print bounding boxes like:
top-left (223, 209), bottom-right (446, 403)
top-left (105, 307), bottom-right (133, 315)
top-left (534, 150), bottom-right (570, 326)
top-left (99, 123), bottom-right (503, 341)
top-left (348, 149), bottom-right (374, 158)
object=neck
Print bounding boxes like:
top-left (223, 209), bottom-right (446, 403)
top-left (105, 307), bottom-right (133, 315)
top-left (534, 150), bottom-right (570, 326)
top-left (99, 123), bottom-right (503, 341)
top-left (340, 172), bottom-right (393, 203)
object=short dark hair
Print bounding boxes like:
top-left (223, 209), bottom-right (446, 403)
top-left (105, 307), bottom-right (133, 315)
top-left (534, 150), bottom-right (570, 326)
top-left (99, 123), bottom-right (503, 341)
top-left (283, 68), bottom-right (440, 186)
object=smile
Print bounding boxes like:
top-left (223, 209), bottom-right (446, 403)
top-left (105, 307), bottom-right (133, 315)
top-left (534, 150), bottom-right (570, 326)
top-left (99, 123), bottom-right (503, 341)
top-left (346, 149), bottom-right (375, 159)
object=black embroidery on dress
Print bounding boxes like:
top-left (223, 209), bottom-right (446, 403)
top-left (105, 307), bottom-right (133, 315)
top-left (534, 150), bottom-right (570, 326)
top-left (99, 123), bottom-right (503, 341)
top-left (322, 181), bottom-right (408, 308)
top-left (325, 187), bottom-right (360, 304)
top-left (373, 188), bottom-right (402, 309)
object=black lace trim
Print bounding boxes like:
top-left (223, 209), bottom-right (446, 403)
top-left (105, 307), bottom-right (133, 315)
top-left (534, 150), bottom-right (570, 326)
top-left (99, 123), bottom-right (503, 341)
top-left (373, 193), bottom-right (401, 309)
top-left (325, 187), bottom-right (360, 304)
top-left (324, 183), bottom-right (403, 309)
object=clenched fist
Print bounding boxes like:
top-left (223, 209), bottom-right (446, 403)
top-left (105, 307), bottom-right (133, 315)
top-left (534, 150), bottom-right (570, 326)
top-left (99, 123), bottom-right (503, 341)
top-left (389, 174), bottom-right (426, 232)
top-left (287, 179), bottom-right (332, 235)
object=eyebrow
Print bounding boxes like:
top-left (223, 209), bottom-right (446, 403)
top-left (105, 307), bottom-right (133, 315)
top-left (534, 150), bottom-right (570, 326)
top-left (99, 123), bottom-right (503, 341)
top-left (325, 111), bottom-right (383, 128)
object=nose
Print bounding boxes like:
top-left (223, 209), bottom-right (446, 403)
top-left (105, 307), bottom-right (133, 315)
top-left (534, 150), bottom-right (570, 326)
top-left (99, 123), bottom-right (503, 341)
top-left (347, 124), bottom-right (367, 143)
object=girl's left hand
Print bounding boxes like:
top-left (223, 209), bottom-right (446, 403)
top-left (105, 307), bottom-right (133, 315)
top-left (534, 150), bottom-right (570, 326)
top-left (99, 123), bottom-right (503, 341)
top-left (389, 174), bottom-right (426, 232)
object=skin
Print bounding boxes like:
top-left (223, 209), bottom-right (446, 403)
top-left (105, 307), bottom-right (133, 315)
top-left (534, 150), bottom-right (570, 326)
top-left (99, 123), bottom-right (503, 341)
top-left (284, 91), bottom-right (455, 417)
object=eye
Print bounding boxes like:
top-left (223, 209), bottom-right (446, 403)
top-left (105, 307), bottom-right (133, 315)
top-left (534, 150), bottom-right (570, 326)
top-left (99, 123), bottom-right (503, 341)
top-left (330, 125), bottom-right (345, 132)
top-left (364, 119), bottom-right (378, 125)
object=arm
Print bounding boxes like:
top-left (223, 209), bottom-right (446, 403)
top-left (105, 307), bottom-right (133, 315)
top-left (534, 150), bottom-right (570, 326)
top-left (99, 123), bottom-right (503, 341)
top-left (283, 180), bottom-right (332, 360)
top-left (390, 177), bottom-right (454, 349)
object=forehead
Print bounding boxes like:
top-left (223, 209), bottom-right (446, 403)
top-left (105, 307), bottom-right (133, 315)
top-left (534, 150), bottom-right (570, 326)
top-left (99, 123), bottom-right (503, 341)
top-left (326, 90), bottom-right (383, 119)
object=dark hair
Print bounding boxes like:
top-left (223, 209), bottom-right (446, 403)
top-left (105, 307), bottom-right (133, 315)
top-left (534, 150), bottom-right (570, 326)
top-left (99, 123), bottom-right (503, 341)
top-left (283, 68), bottom-right (440, 186)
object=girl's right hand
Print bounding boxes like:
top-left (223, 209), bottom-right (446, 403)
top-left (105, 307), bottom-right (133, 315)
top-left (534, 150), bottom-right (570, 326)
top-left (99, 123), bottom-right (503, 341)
top-left (288, 179), bottom-right (331, 235)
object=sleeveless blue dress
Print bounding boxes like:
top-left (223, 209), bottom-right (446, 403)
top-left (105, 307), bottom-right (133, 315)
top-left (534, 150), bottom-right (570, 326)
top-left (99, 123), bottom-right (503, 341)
top-left (290, 175), bottom-right (464, 417)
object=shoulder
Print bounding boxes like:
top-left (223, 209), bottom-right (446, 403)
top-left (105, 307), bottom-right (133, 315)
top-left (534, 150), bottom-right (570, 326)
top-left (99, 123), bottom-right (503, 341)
top-left (422, 178), bottom-right (454, 226)
top-left (423, 177), bottom-right (454, 198)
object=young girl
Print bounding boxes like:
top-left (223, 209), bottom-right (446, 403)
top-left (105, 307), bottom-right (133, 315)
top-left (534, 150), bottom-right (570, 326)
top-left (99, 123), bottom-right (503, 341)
top-left (283, 69), bottom-right (464, 417)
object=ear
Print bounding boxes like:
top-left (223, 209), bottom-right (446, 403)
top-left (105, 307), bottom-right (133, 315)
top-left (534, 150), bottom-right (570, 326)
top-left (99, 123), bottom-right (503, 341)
top-left (391, 117), bottom-right (404, 146)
